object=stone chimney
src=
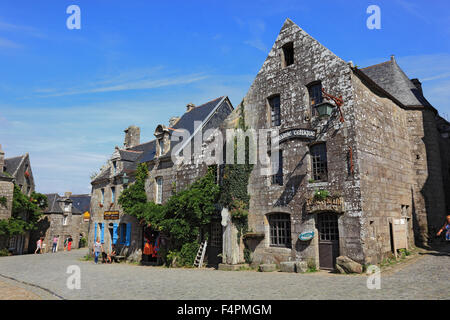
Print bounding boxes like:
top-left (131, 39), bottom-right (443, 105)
top-left (124, 126), bottom-right (140, 149)
top-left (186, 103), bottom-right (196, 113)
top-left (0, 144), bottom-right (4, 173)
top-left (411, 78), bottom-right (423, 95)
top-left (169, 117), bottom-right (180, 128)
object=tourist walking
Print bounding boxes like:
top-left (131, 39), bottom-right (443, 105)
top-left (436, 215), bottom-right (450, 241)
top-left (34, 238), bottom-right (42, 254)
top-left (67, 236), bottom-right (73, 251)
top-left (93, 239), bottom-right (103, 264)
top-left (52, 236), bottom-right (59, 253)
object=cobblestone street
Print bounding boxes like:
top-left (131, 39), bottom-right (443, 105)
top-left (0, 248), bottom-right (448, 300)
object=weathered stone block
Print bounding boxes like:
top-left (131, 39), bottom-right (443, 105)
top-left (336, 256), bottom-right (362, 274)
top-left (295, 261), bottom-right (308, 273)
top-left (280, 261), bottom-right (296, 273)
top-left (258, 264), bottom-right (277, 272)
top-left (219, 263), bottom-right (249, 271)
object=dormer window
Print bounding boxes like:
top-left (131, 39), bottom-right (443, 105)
top-left (281, 42), bottom-right (294, 68)
top-left (112, 161), bottom-right (117, 175)
top-left (158, 139), bottom-right (164, 156)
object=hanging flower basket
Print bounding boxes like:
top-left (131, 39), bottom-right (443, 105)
top-left (24, 170), bottom-right (30, 178)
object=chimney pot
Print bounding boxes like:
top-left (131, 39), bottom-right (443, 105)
top-left (0, 144), bottom-right (4, 173)
top-left (411, 78), bottom-right (423, 94)
top-left (186, 103), bottom-right (196, 112)
top-left (124, 125), bottom-right (141, 148)
top-left (64, 192), bottom-right (72, 198)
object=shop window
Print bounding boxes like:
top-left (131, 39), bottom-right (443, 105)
top-left (310, 143), bottom-right (328, 182)
top-left (307, 81), bottom-right (323, 116)
top-left (281, 42), bottom-right (294, 67)
top-left (272, 150), bottom-right (283, 186)
top-left (155, 177), bottom-right (163, 204)
top-left (268, 95), bottom-right (281, 127)
top-left (268, 213), bottom-right (291, 248)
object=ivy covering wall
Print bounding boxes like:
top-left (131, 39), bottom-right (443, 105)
top-left (0, 185), bottom-right (47, 237)
top-left (118, 104), bottom-right (254, 266)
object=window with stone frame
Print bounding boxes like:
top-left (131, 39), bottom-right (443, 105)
top-left (112, 161), bottom-right (117, 175)
top-left (307, 81), bottom-right (323, 116)
top-left (271, 149), bottom-right (283, 186)
top-left (111, 186), bottom-right (116, 203)
top-left (158, 139), bottom-right (164, 156)
top-left (101, 188), bottom-right (105, 205)
top-left (268, 213), bottom-right (291, 248)
top-left (310, 143), bottom-right (328, 182)
top-left (155, 177), bottom-right (163, 204)
top-left (63, 215), bottom-right (68, 226)
top-left (268, 95), bottom-right (281, 127)
top-left (281, 42), bottom-right (294, 67)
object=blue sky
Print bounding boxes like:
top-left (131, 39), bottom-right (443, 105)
top-left (0, 0), bottom-right (449, 194)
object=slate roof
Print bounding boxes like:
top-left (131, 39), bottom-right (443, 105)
top-left (44, 193), bottom-right (63, 213)
top-left (360, 58), bottom-right (432, 108)
top-left (4, 155), bottom-right (25, 177)
top-left (172, 96), bottom-right (224, 135)
top-left (70, 194), bottom-right (91, 214)
top-left (91, 96), bottom-right (228, 185)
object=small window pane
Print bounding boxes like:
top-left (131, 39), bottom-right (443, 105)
top-left (268, 213), bottom-right (291, 248)
top-left (311, 143), bottom-right (328, 182)
top-left (268, 95), bottom-right (281, 127)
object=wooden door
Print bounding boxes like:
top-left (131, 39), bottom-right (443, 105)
top-left (317, 213), bottom-right (340, 270)
top-left (207, 221), bottom-right (223, 267)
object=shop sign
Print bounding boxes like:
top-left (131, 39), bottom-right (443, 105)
top-left (277, 128), bottom-right (316, 143)
top-left (299, 231), bottom-right (315, 241)
top-left (104, 211), bottom-right (120, 220)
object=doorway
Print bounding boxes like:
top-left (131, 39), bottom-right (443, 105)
top-left (207, 221), bottom-right (223, 267)
top-left (317, 212), bottom-right (340, 270)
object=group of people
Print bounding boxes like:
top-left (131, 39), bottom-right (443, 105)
top-left (93, 238), bottom-right (118, 264)
top-left (34, 235), bottom-right (73, 254)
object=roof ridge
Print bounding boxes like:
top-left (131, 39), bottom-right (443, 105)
top-left (360, 60), bottom-right (391, 70)
top-left (194, 96), bottom-right (224, 109)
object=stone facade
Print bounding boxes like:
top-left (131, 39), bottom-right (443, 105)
top-left (29, 193), bottom-right (91, 253)
top-left (89, 97), bottom-right (234, 264)
top-left (0, 145), bottom-right (36, 254)
top-left (224, 19), bottom-right (450, 268)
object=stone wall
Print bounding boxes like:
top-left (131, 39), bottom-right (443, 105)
top-left (352, 73), bottom-right (415, 263)
top-left (0, 180), bottom-right (13, 221)
top-left (239, 19), bottom-right (364, 266)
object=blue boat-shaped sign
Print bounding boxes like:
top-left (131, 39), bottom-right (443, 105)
top-left (299, 231), bottom-right (315, 241)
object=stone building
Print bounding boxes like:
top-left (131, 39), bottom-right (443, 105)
top-left (221, 18), bottom-right (450, 269)
top-left (0, 145), bottom-right (36, 254)
top-left (29, 192), bottom-right (91, 253)
top-left (89, 97), bottom-right (234, 264)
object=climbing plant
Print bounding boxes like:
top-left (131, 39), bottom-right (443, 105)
top-left (118, 164), bottom-right (220, 266)
top-left (219, 104), bottom-right (253, 243)
top-left (0, 185), bottom-right (47, 237)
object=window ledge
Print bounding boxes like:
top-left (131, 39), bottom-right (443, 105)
top-left (307, 181), bottom-right (329, 188)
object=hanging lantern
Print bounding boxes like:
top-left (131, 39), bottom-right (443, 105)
top-left (314, 102), bottom-right (335, 118)
top-left (122, 173), bottom-right (129, 185)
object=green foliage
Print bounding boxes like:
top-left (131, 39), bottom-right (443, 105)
top-left (244, 247), bottom-right (252, 264)
top-left (306, 258), bottom-right (317, 272)
top-left (119, 164), bottom-right (219, 267)
top-left (0, 185), bottom-right (47, 237)
top-left (0, 196), bottom-right (7, 207)
top-left (0, 248), bottom-right (10, 257)
top-left (219, 105), bottom-right (253, 243)
top-left (313, 189), bottom-right (330, 201)
top-left (79, 237), bottom-right (87, 247)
